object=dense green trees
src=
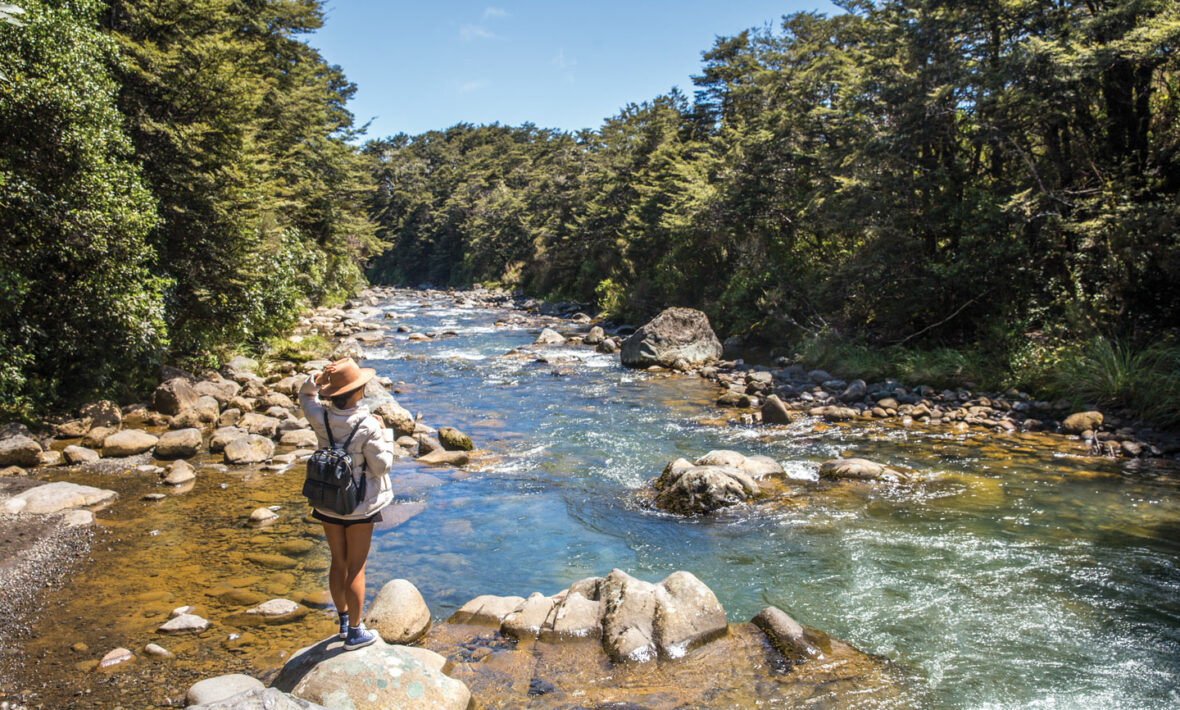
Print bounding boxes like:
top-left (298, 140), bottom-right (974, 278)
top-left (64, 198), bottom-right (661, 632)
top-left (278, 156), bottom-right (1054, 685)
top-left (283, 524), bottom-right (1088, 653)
top-left (367, 0), bottom-right (1179, 374)
top-left (0, 0), bottom-right (378, 417)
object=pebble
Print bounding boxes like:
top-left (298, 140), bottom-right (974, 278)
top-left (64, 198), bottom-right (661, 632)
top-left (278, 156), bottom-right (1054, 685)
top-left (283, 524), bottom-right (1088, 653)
top-left (248, 507), bottom-right (279, 524)
top-left (97, 647), bottom-right (133, 669)
top-left (157, 613), bottom-right (210, 633)
top-left (170, 605), bottom-right (195, 618)
top-left (142, 493), bottom-right (166, 501)
top-left (143, 643), bottom-right (172, 658)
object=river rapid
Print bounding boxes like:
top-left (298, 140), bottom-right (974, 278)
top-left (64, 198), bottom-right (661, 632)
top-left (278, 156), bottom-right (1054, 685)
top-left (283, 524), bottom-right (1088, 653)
top-left (9, 289), bottom-right (1180, 708)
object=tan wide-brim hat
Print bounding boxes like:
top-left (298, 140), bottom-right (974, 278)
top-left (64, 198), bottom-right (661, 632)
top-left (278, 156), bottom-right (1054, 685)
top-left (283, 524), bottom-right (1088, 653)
top-left (318, 358), bottom-right (376, 397)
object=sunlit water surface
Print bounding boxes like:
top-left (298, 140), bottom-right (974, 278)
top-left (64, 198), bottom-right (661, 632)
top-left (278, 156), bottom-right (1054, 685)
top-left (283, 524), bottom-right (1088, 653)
top-left (13, 292), bottom-right (1180, 709)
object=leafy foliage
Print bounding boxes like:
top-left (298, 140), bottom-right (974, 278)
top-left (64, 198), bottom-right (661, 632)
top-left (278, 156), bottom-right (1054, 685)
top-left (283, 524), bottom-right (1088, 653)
top-left (0, 0), bottom-right (379, 416)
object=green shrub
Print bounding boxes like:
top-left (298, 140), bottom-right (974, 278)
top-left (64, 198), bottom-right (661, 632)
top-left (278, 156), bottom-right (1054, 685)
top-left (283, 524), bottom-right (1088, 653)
top-left (1049, 337), bottom-right (1180, 426)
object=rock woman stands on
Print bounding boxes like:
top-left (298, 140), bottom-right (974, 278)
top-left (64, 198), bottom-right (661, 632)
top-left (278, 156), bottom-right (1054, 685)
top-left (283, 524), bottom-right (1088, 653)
top-left (298, 358), bottom-right (394, 650)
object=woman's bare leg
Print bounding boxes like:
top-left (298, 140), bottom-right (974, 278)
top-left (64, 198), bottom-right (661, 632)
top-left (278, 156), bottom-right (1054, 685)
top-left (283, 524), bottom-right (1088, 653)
top-left (322, 521), bottom-right (349, 615)
top-left (343, 522), bottom-right (374, 624)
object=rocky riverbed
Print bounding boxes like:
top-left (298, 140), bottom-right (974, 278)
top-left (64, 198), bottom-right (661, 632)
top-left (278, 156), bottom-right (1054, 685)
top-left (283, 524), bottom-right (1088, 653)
top-left (1, 285), bottom-right (1178, 709)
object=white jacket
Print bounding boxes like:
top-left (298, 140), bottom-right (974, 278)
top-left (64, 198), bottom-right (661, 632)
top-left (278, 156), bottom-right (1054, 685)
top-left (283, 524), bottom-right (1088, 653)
top-left (298, 374), bottom-right (394, 520)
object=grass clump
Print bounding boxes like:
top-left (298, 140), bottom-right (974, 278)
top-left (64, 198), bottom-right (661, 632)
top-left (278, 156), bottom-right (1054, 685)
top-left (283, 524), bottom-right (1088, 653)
top-left (1047, 337), bottom-right (1180, 427)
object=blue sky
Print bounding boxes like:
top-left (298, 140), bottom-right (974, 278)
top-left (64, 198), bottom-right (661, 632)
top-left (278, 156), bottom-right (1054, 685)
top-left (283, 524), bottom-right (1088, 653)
top-left (310, 1), bottom-right (840, 139)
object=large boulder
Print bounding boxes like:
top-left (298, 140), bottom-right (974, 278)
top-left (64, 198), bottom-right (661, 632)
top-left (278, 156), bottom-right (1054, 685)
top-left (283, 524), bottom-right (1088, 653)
top-left (194, 379), bottom-right (241, 407)
top-left (0, 433), bottom-right (43, 467)
top-left (224, 435), bottom-right (274, 465)
top-left (273, 637), bottom-right (471, 710)
top-left (653, 463), bottom-right (760, 516)
top-left (102, 429), bottom-right (158, 457)
top-left (363, 579), bottom-right (432, 644)
top-left (620, 308), bottom-right (722, 369)
top-left (154, 428), bottom-right (202, 459)
top-left (153, 377), bottom-right (200, 415)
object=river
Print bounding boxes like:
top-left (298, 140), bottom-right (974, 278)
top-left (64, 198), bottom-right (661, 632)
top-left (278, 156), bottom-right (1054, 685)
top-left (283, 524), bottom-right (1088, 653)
top-left (9, 289), bottom-right (1180, 708)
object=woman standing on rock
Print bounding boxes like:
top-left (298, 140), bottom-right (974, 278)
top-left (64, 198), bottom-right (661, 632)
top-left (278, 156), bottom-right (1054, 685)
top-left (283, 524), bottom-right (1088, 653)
top-left (298, 358), bottom-right (395, 650)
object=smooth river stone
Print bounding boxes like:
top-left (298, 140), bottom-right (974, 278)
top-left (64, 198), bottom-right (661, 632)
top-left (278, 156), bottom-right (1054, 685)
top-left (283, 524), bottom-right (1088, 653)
top-left (158, 613), bottom-right (210, 633)
top-left (102, 429), bottom-right (158, 457)
top-left (275, 539), bottom-right (316, 556)
top-left (363, 579), bottom-right (432, 644)
top-left (186, 674), bottom-right (265, 706)
top-left (97, 647), bottom-right (134, 669)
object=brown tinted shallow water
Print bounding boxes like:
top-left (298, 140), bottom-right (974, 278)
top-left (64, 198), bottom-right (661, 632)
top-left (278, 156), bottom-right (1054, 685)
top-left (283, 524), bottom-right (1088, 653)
top-left (4, 291), bottom-right (1180, 709)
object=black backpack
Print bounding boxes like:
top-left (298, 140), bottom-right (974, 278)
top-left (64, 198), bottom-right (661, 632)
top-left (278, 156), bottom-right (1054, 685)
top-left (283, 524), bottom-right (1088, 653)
top-left (303, 411), bottom-right (368, 516)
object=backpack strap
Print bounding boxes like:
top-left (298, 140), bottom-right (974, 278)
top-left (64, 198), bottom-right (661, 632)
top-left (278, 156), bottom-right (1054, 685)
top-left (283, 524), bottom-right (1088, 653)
top-left (322, 410), bottom-right (336, 448)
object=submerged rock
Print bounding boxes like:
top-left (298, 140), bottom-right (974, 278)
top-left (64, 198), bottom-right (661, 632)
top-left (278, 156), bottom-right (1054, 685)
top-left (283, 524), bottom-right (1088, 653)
top-left (437, 426), bottom-right (473, 451)
top-left (621, 307), bottom-right (723, 369)
top-left (818, 458), bottom-right (907, 482)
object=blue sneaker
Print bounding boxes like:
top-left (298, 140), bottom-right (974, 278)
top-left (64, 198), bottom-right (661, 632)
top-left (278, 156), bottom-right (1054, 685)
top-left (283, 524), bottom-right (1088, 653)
top-left (343, 623), bottom-right (378, 651)
top-left (337, 613), bottom-right (349, 640)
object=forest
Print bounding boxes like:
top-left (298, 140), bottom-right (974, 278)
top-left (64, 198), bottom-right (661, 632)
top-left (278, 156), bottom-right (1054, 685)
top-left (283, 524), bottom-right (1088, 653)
top-left (2, 0), bottom-right (1178, 424)
top-left (366, 0), bottom-right (1180, 422)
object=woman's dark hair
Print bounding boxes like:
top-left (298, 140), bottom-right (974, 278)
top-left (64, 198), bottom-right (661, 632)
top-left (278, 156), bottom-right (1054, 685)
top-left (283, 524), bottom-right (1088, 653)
top-left (330, 392), bottom-right (355, 409)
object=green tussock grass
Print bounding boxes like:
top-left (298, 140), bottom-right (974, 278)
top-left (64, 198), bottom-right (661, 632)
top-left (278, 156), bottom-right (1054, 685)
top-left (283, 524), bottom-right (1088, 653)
top-left (793, 332), bottom-right (1180, 428)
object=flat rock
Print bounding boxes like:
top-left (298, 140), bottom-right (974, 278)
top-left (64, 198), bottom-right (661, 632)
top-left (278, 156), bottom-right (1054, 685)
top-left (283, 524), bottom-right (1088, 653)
top-left (274, 637), bottom-right (471, 710)
top-left (103, 429), bottom-right (158, 457)
top-left (187, 674), bottom-right (265, 706)
top-left (279, 429), bottom-right (318, 447)
top-left (364, 578), bottom-right (432, 644)
top-left (157, 613), bottom-right (210, 633)
top-left (245, 599), bottom-right (302, 617)
top-left (2, 481), bottom-right (117, 515)
top-left (417, 449), bottom-right (469, 467)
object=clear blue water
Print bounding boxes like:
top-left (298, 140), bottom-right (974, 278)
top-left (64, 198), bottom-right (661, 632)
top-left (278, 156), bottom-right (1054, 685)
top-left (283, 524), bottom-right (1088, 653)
top-left (359, 291), bottom-right (1180, 710)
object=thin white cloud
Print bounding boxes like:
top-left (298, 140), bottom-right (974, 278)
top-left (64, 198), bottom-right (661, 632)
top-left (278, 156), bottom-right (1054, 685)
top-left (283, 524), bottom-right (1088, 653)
top-left (458, 80), bottom-right (491, 94)
top-left (552, 50), bottom-right (576, 70)
top-left (483, 7), bottom-right (508, 19)
top-left (460, 24), bottom-right (498, 41)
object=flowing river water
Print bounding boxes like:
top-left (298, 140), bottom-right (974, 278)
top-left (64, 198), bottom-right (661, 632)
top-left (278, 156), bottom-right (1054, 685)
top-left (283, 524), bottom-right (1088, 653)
top-left (8, 290), bottom-right (1180, 708)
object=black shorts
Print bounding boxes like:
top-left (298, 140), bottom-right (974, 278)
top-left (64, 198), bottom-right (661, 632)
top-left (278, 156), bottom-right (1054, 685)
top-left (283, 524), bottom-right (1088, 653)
top-left (312, 508), bottom-right (384, 527)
